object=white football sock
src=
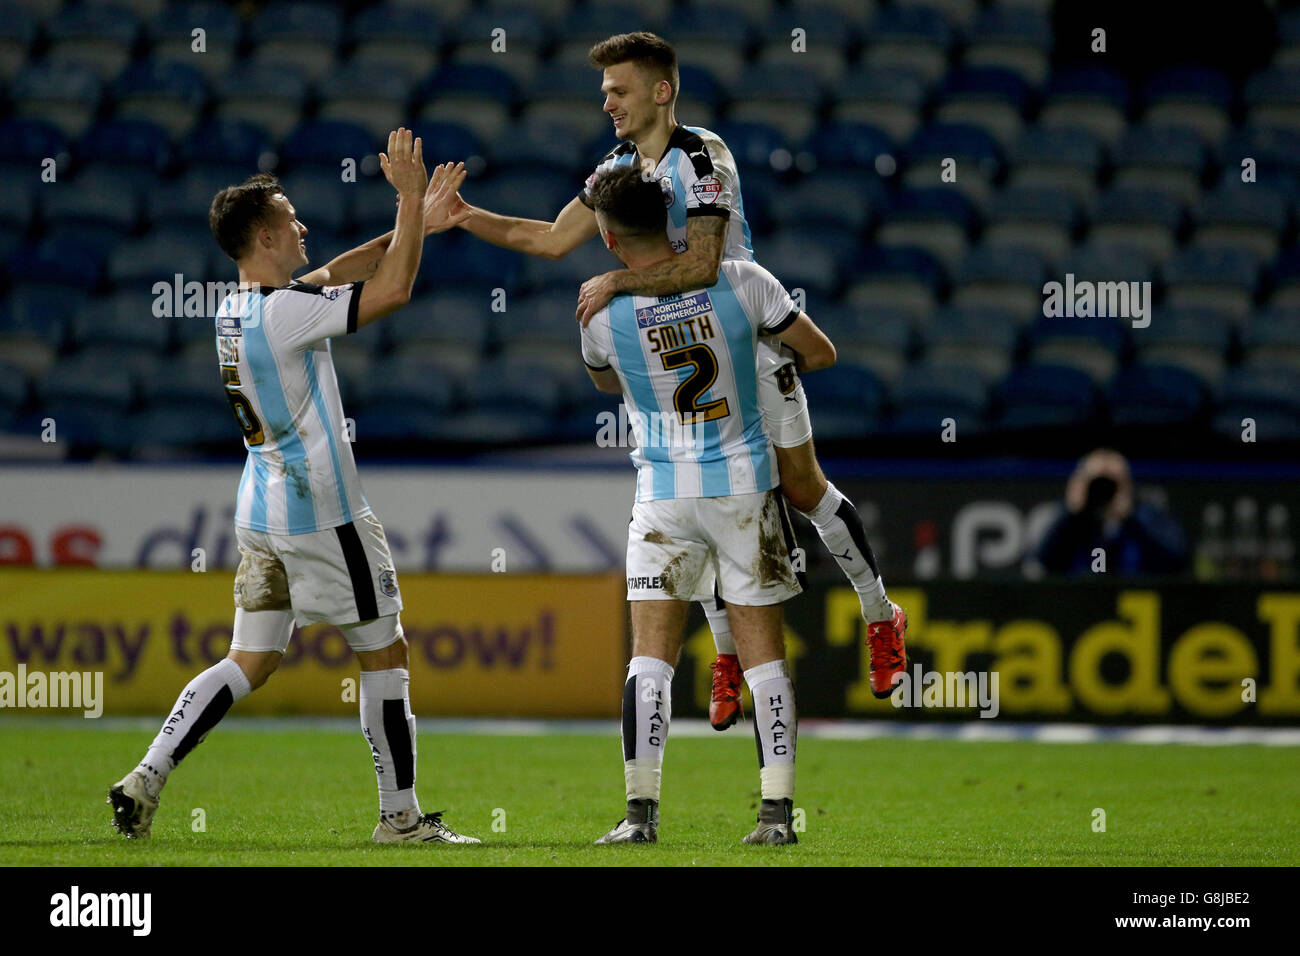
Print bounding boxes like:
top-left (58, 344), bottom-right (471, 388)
top-left (702, 599), bottom-right (736, 656)
top-left (746, 659), bottom-right (796, 801)
top-left (621, 656), bottom-right (673, 802)
top-left (360, 668), bottom-right (422, 819)
top-left (801, 482), bottom-right (893, 621)
top-left (136, 657), bottom-right (252, 797)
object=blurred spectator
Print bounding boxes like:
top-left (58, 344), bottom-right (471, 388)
top-left (1036, 449), bottom-right (1189, 575)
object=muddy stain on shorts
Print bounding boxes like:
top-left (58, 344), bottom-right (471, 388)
top-left (659, 550), bottom-right (692, 599)
top-left (754, 491), bottom-right (799, 590)
top-left (643, 529), bottom-right (672, 545)
top-left (233, 548), bottom-right (292, 611)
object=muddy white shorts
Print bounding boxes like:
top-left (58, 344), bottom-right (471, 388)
top-left (232, 511), bottom-right (402, 627)
top-left (626, 489), bottom-right (803, 606)
top-left (757, 338), bottom-right (813, 449)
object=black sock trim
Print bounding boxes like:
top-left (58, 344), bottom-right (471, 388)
top-left (335, 522), bottom-right (379, 621)
top-left (777, 495), bottom-right (809, 590)
top-left (171, 685), bottom-right (234, 764)
top-left (834, 498), bottom-right (881, 579)
top-left (621, 675), bottom-right (637, 761)
top-left (382, 698), bottom-right (415, 790)
top-left (753, 718), bottom-right (766, 769)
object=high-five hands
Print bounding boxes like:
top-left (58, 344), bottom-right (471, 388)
top-left (378, 127), bottom-right (428, 199)
top-left (422, 161), bottom-right (472, 235)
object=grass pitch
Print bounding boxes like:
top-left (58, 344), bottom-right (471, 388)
top-left (1, 721), bottom-right (1296, 866)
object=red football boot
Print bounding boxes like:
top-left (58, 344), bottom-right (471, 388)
top-left (709, 653), bottom-right (743, 730)
top-left (866, 602), bottom-right (908, 699)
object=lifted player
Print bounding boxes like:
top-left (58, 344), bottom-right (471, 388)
top-left (582, 165), bottom-right (837, 844)
top-left (108, 133), bottom-right (480, 844)
top-left (448, 32), bottom-right (907, 726)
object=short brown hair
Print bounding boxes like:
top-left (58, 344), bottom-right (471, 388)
top-left (588, 31), bottom-right (679, 104)
top-left (588, 164), bottom-right (668, 239)
top-left (209, 173), bottom-right (284, 261)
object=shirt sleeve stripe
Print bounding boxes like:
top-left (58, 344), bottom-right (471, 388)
top-left (346, 280), bottom-right (364, 334)
top-left (768, 309), bottom-right (799, 334)
top-left (686, 206), bottom-right (729, 218)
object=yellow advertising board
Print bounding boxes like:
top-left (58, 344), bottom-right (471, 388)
top-left (0, 571), bottom-right (628, 717)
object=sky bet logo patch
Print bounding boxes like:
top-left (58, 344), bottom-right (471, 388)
top-left (692, 175), bottom-right (721, 204)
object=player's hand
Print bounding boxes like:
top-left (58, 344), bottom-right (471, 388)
top-left (576, 271), bottom-right (619, 326)
top-left (378, 128), bottom-right (428, 199)
top-left (422, 161), bottom-right (472, 235)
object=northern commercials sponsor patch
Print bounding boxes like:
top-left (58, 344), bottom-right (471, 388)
top-left (636, 292), bottom-right (712, 328)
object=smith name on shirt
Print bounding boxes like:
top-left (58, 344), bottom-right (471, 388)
top-left (638, 292), bottom-right (718, 353)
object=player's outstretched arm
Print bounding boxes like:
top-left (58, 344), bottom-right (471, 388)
top-left (299, 162), bottom-right (468, 286)
top-left (773, 312), bottom-right (836, 372)
top-left (576, 216), bottom-right (726, 326)
top-left (355, 128), bottom-right (428, 328)
top-left (458, 193), bottom-right (599, 260)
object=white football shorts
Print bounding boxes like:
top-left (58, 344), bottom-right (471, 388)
top-left (232, 511), bottom-right (403, 627)
top-left (756, 338), bottom-right (813, 449)
top-left (626, 489), bottom-right (803, 606)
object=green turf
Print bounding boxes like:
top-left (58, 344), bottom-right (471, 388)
top-left (1, 723), bottom-right (1297, 866)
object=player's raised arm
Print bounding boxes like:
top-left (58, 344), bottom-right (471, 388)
top-left (457, 192), bottom-right (600, 260)
top-left (576, 211), bottom-right (725, 326)
top-left (299, 162), bottom-right (468, 286)
top-left (354, 128), bottom-right (428, 327)
top-left (773, 313), bottom-right (837, 372)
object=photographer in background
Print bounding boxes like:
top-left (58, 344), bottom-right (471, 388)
top-left (1036, 449), bottom-right (1189, 576)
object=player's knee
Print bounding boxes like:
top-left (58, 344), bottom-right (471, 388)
top-left (232, 652), bottom-right (280, 691)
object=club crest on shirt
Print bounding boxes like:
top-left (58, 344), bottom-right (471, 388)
top-left (692, 175), bottom-right (721, 204)
top-left (658, 175), bottom-right (674, 206)
top-left (378, 568), bottom-right (398, 597)
top-left (321, 286), bottom-right (344, 300)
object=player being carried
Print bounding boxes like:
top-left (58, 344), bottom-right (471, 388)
top-left (446, 32), bottom-right (907, 726)
top-left (581, 164), bottom-right (837, 843)
top-left (108, 130), bottom-right (482, 845)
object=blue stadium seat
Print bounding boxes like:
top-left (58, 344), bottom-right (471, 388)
top-left (447, 6), bottom-right (548, 49)
top-left (950, 244), bottom-right (1045, 318)
top-left (494, 290), bottom-right (580, 350)
top-left (422, 231), bottom-right (526, 293)
top-left (667, 5), bottom-right (755, 87)
top-left (846, 246), bottom-right (945, 320)
top-left (0, 1), bottom-right (37, 83)
top-left (1040, 66), bottom-right (1131, 145)
top-left (276, 168), bottom-right (356, 234)
top-left (411, 121), bottom-right (485, 169)
top-left (250, 1), bottom-right (343, 81)
top-left (1141, 67), bottom-right (1234, 142)
top-left (677, 64), bottom-right (725, 114)
top-left (1108, 364), bottom-right (1210, 428)
top-left (78, 120), bottom-right (173, 180)
top-left (112, 59), bottom-right (208, 139)
top-left (1194, 185), bottom-right (1289, 261)
top-left (759, 232), bottom-right (848, 299)
top-left (1007, 124), bottom-right (1103, 203)
top-left (832, 68), bottom-right (928, 144)
top-left (9, 236), bottom-right (106, 290)
top-left (469, 168), bottom-right (579, 225)
top-left (1269, 245), bottom-right (1300, 307)
top-left (182, 120), bottom-right (274, 172)
top-left (130, 404), bottom-right (237, 455)
top-left (316, 60), bottom-right (416, 141)
top-left (139, 353), bottom-right (222, 406)
top-left (106, 233), bottom-right (209, 290)
top-left (799, 362), bottom-right (885, 438)
top-left (995, 363), bottom-right (1101, 431)
top-left (903, 123), bottom-right (1001, 202)
top-left (1244, 67), bottom-right (1300, 133)
top-left (887, 360), bottom-right (991, 436)
top-left (72, 292), bottom-right (172, 354)
top-left (466, 356), bottom-right (566, 415)
top-left (727, 66), bottom-right (825, 143)
top-left (759, 5), bottom-right (857, 85)
top-left (350, 3), bottom-right (443, 80)
top-left (964, 5), bottom-right (1052, 87)
top-left (876, 187), bottom-right (976, 269)
top-left (983, 185), bottom-right (1078, 263)
top-left (1089, 187), bottom-right (1184, 263)
top-left (935, 67), bottom-right (1032, 148)
top-left (0, 359), bottom-right (28, 426)
top-left (282, 121), bottom-right (377, 171)
top-left (712, 122), bottom-right (793, 172)
top-left (418, 64), bottom-right (518, 143)
top-left (148, 167), bottom-right (252, 228)
top-left (215, 62), bottom-right (309, 140)
top-left (488, 117), bottom-right (590, 174)
top-left (920, 305), bottom-right (1019, 383)
top-left (1162, 244), bottom-right (1259, 319)
top-left (148, 2), bottom-right (243, 80)
top-left (42, 350), bottom-right (140, 410)
top-left (11, 61), bottom-right (103, 139)
top-left (351, 355), bottom-right (461, 416)
top-left (768, 170), bottom-right (880, 232)
top-left (1211, 363), bottom-right (1300, 441)
top-left (1133, 306), bottom-right (1234, 386)
top-left (519, 236), bottom-right (610, 293)
top-left (863, 4), bottom-right (953, 85)
top-left (1112, 125), bottom-right (1206, 202)
top-left (804, 122), bottom-right (895, 170)
top-left (1060, 242), bottom-right (1155, 286)
top-left (382, 290), bottom-right (491, 373)
top-left (0, 118), bottom-right (70, 166)
top-left (1023, 315), bottom-right (1130, 383)
top-left (45, 4), bottom-right (138, 82)
top-left (0, 179), bottom-right (35, 232)
top-left (0, 284), bottom-right (80, 376)
top-left (1218, 126), bottom-right (1300, 202)
top-left (1241, 308), bottom-right (1300, 366)
top-left (812, 302), bottom-right (914, 383)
